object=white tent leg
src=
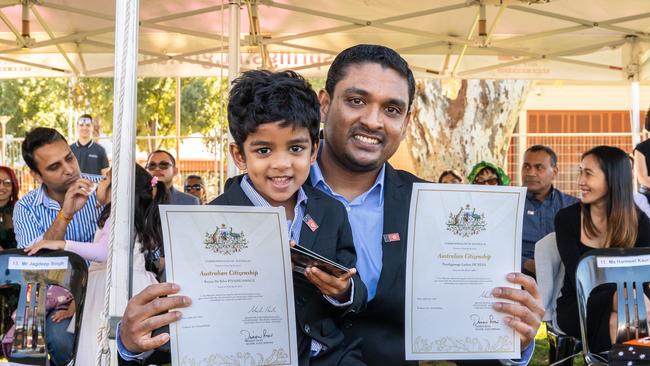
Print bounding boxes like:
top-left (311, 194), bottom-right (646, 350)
top-left (105, 0), bottom-right (140, 364)
top-left (632, 81), bottom-right (641, 148)
top-left (227, 0), bottom-right (240, 178)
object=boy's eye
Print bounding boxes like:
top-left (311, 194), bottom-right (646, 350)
top-left (289, 145), bottom-right (305, 153)
top-left (256, 147), bottom-right (271, 155)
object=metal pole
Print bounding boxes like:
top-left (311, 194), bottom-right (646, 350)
top-left (227, 0), bottom-right (240, 178)
top-left (632, 81), bottom-right (641, 148)
top-left (517, 110), bottom-right (527, 186)
top-left (0, 117), bottom-right (7, 166)
top-left (175, 76), bottom-right (181, 169)
top-left (108, 0), bottom-right (139, 361)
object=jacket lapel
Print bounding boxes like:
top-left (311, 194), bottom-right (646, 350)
top-left (374, 164), bottom-right (410, 300)
top-left (297, 186), bottom-right (324, 251)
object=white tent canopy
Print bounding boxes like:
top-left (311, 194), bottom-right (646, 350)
top-left (0, 0), bottom-right (648, 81)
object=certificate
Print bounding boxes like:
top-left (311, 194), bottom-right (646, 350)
top-left (405, 183), bottom-right (526, 360)
top-left (161, 205), bottom-right (298, 366)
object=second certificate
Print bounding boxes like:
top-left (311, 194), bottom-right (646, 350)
top-left (161, 205), bottom-right (298, 366)
top-left (405, 183), bottom-right (526, 360)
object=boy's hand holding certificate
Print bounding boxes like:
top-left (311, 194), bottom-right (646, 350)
top-left (161, 205), bottom-right (299, 366)
top-left (405, 183), bottom-right (526, 360)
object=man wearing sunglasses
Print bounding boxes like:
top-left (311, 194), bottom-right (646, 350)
top-left (145, 150), bottom-right (199, 205)
top-left (183, 175), bottom-right (206, 204)
top-left (69, 114), bottom-right (109, 176)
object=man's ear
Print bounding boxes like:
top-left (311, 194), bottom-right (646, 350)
top-left (29, 169), bottom-right (42, 184)
top-left (230, 143), bottom-right (247, 171)
top-left (318, 89), bottom-right (330, 124)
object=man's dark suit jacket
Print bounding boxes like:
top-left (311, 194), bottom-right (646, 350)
top-left (120, 174), bottom-right (367, 366)
top-left (322, 164), bottom-right (505, 366)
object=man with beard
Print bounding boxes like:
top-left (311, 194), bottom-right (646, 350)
top-left (117, 45), bottom-right (543, 366)
top-left (13, 127), bottom-right (103, 365)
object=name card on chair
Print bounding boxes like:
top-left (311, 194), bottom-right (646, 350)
top-left (8, 256), bottom-right (69, 270)
top-left (597, 255), bottom-right (650, 268)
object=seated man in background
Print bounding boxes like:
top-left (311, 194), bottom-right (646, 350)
top-left (520, 145), bottom-right (577, 277)
top-left (183, 174), bottom-right (207, 204)
top-left (145, 150), bottom-right (198, 205)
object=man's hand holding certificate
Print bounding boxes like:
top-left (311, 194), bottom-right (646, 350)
top-left (405, 183), bottom-right (527, 360)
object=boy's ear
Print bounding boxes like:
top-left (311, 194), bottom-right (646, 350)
top-left (229, 143), bottom-right (247, 171)
top-left (310, 140), bottom-right (319, 165)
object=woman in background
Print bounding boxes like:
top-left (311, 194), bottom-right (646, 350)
top-left (0, 166), bottom-right (19, 249)
top-left (555, 146), bottom-right (650, 355)
top-left (467, 161), bottom-right (511, 186)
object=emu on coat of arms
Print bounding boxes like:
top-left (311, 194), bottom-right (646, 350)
top-left (204, 224), bottom-right (248, 254)
top-left (446, 204), bottom-right (487, 237)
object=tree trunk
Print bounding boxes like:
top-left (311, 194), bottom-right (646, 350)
top-left (406, 79), bottom-right (532, 182)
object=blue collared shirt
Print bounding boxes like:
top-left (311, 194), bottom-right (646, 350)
top-left (310, 161), bottom-right (385, 301)
top-left (239, 175), bottom-right (308, 241)
top-left (522, 187), bottom-right (578, 261)
top-left (13, 174), bottom-right (104, 248)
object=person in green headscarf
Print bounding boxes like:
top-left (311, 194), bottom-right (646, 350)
top-left (467, 161), bottom-right (511, 186)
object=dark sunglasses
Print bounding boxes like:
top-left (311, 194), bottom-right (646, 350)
top-left (184, 184), bottom-right (204, 192)
top-left (475, 177), bottom-right (499, 185)
top-left (145, 161), bottom-right (173, 170)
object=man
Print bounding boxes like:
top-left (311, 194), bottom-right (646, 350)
top-left (13, 127), bottom-right (103, 366)
top-left (145, 150), bottom-right (198, 205)
top-left (521, 145), bottom-right (577, 276)
top-left (117, 45), bottom-right (543, 365)
top-left (69, 114), bottom-right (110, 176)
top-left (183, 174), bottom-right (207, 204)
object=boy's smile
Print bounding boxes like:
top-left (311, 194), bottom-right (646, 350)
top-left (231, 121), bottom-right (317, 218)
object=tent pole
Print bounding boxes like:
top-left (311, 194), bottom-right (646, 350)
top-left (632, 81), bottom-right (641, 148)
top-left (107, 0), bottom-right (139, 364)
top-left (227, 0), bottom-right (240, 178)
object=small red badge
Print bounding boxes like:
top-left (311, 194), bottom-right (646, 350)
top-left (383, 233), bottom-right (400, 243)
top-left (303, 214), bottom-right (319, 232)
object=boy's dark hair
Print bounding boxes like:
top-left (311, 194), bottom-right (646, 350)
top-left (525, 145), bottom-right (558, 167)
top-left (21, 127), bottom-right (68, 173)
top-left (185, 174), bottom-right (203, 181)
top-left (147, 149), bottom-right (176, 166)
top-left (325, 44), bottom-right (416, 111)
top-left (645, 108), bottom-right (650, 131)
top-left (228, 70), bottom-right (320, 150)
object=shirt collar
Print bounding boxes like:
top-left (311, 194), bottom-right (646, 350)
top-left (35, 184), bottom-right (61, 210)
top-left (76, 140), bottom-right (94, 148)
top-left (310, 159), bottom-right (385, 204)
top-left (240, 175), bottom-right (308, 209)
top-left (525, 185), bottom-right (557, 202)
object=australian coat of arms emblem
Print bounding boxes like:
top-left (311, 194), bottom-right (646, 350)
top-left (446, 204), bottom-right (487, 237)
top-left (204, 224), bottom-right (248, 255)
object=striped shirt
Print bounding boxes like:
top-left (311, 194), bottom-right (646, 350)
top-left (13, 174), bottom-right (104, 248)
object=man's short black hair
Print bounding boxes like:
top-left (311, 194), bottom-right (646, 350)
top-left (525, 145), bottom-right (558, 167)
top-left (185, 174), bottom-right (203, 182)
top-left (22, 127), bottom-right (68, 173)
top-left (147, 150), bottom-right (176, 166)
top-left (228, 70), bottom-right (320, 150)
top-left (325, 44), bottom-right (416, 111)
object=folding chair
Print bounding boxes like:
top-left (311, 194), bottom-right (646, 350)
top-left (0, 249), bottom-right (87, 366)
top-left (575, 247), bottom-right (650, 365)
top-left (534, 233), bottom-right (581, 365)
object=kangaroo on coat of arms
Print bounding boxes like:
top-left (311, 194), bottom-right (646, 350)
top-left (446, 204), bottom-right (487, 237)
top-left (204, 224), bottom-right (248, 254)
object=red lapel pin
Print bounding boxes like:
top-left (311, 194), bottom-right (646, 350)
top-left (383, 233), bottom-right (400, 243)
top-left (303, 214), bottom-right (319, 232)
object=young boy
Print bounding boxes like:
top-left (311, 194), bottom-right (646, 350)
top-left (211, 69), bottom-right (367, 365)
